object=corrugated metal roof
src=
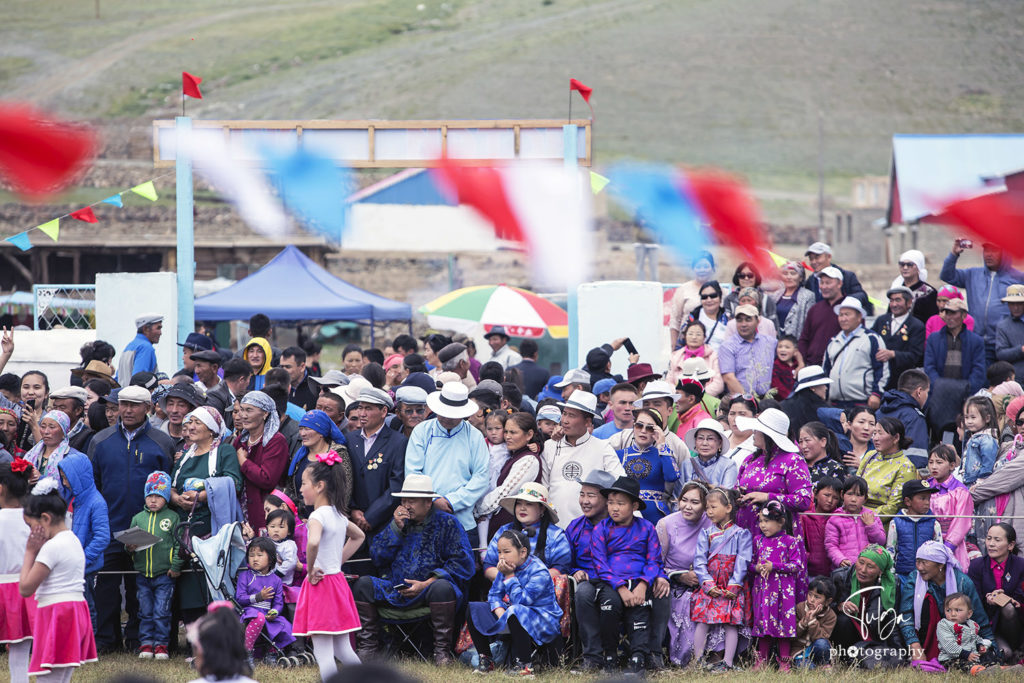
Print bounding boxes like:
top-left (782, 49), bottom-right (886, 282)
top-left (347, 168), bottom-right (456, 206)
top-left (888, 134), bottom-right (1024, 224)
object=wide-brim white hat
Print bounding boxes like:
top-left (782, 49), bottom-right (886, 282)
top-left (833, 295), bottom-right (867, 318)
top-left (793, 365), bottom-right (832, 394)
top-left (734, 408), bottom-right (798, 453)
top-left (558, 389), bottom-right (600, 417)
top-left (426, 381), bottom-right (479, 419)
top-left (499, 482), bottom-right (559, 524)
top-left (632, 379), bottom-right (680, 409)
top-left (392, 474), bottom-right (437, 499)
top-left (684, 418), bottom-right (729, 452)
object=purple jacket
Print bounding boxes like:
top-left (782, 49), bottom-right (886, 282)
top-left (592, 516), bottom-right (665, 588)
top-left (824, 511), bottom-right (886, 569)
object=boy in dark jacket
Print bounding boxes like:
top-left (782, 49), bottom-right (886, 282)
top-left (58, 452), bottom-right (110, 629)
top-left (876, 369), bottom-right (930, 469)
top-left (128, 471), bottom-right (182, 660)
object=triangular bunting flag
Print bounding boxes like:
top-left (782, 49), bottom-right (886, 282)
top-left (70, 206), bottom-right (98, 223)
top-left (101, 194), bottom-right (123, 207)
top-left (590, 171), bottom-right (609, 195)
top-left (130, 181), bottom-right (158, 201)
top-left (37, 219), bottom-right (59, 241)
top-left (5, 232), bottom-right (32, 251)
top-left (570, 78), bottom-right (593, 103)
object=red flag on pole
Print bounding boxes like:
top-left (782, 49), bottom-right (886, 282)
top-left (183, 72), bottom-right (203, 99)
top-left (0, 105), bottom-right (96, 199)
top-left (70, 207), bottom-right (98, 223)
top-left (569, 78), bottom-right (592, 103)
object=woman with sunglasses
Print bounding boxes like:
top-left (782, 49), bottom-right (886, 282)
top-left (614, 409), bottom-right (683, 523)
top-left (724, 263), bottom-right (778, 322)
top-left (769, 261), bottom-right (817, 338)
top-left (681, 281), bottom-right (730, 352)
top-left (890, 249), bottom-right (938, 324)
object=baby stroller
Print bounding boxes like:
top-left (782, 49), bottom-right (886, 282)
top-left (187, 522), bottom-right (314, 668)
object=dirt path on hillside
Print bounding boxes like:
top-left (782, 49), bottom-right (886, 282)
top-left (9, 1), bottom-right (336, 103)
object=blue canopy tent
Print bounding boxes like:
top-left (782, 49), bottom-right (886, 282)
top-left (193, 246), bottom-right (412, 344)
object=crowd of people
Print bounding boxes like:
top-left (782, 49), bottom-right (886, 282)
top-left (3, 237), bottom-right (1024, 680)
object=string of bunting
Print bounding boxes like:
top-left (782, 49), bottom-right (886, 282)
top-left (3, 174), bottom-right (172, 252)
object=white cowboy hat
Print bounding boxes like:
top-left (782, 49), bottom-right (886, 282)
top-left (683, 418), bottom-right (729, 453)
top-left (557, 389), bottom-right (600, 417)
top-left (632, 379), bottom-right (680, 409)
top-left (792, 365), bottom-right (832, 394)
top-left (734, 408), bottom-right (798, 453)
top-left (677, 357), bottom-right (713, 382)
top-left (499, 482), bottom-right (559, 524)
top-left (392, 474), bottom-right (438, 499)
top-left (340, 375), bottom-right (372, 407)
top-left (833, 295), bottom-right (867, 318)
top-left (426, 381), bottom-right (479, 419)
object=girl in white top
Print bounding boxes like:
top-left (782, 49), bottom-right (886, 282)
top-left (293, 451), bottom-right (365, 680)
top-left (19, 477), bottom-right (96, 683)
top-left (0, 459), bottom-right (34, 683)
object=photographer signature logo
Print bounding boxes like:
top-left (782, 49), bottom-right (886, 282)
top-left (841, 585), bottom-right (908, 641)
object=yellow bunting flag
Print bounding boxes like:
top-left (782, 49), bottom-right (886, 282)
top-left (765, 249), bottom-right (789, 268)
top-left (130, 181), bottom-right (158, 202)
top-left (37, 219), bottom-right (60, 242)
top-left (590, 171), bottom-right (610, 195)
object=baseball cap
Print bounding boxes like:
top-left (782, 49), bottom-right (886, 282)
top-left (805, 242), bottom-right (832, 256)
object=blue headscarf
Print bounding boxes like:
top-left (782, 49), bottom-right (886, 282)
top-left (287, 409), bottom-right (347, 475)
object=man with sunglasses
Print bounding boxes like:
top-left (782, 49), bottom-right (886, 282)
top-left (392, 385), bottom-right (430, 438)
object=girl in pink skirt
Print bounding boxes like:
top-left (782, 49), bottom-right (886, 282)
top-left (1, 459), bottom-right (36, 683)
top-left (294, 451), bottom-right (365, 680)
top-left (19, 476), bottom-right (96, 683)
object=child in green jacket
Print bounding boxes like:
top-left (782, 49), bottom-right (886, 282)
top-left (127, 471), bottom-right (182, 660)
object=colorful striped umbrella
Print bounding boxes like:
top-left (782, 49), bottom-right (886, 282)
top-left (419, 285), bottom-right (568, 339)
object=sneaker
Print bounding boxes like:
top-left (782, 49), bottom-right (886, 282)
top-left (154, 645), bottom-right (169, 660)
top-left (603, 655), bottom-right (619, 672)
top-left (778, 659), bottom-right (791, 672)
top-left (646, 652), bottom-right (665, 671)
top-left (473, 655), bottom-right (494, 675)
top-left (624, 655), bottom-right (645, 677)
top-left (570, 658), bottom-right (602, 675)
top-left (138, 645), bottom-right (154, 659)
top-left (507, 661), bottom-right (535, 678)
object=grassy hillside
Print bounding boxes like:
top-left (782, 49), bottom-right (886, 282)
top-left (1, 0), bottom-right (1022, 186)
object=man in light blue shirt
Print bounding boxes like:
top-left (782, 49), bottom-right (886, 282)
top-left (405, 382), bottom-right (490, 533)
top-left (117, 313), bottom-right (162, 382)
top-left (719, 305), bottom-right (777, 396)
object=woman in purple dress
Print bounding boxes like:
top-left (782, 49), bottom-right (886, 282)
top-left (657, 481), bottom-right (745, 666)
top-left (734, 408), bottom-right (812, 601)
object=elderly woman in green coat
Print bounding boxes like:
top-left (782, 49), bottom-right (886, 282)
top-left (169, 406), bottom-right (242, 624)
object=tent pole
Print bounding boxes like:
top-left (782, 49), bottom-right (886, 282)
top-left (370, 316), bottom-right (375, 347)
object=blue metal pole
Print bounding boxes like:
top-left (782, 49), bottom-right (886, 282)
top-left (175, 116), bottom-right (195, 367)
top-left (563, 124), bottom-right (580, 369)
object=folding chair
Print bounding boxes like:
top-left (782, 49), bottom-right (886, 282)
top-left (378, 605), bottom-right (432, 661)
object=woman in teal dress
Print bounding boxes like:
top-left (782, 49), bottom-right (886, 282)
top-left (169, 406), bottom-right (242, 622)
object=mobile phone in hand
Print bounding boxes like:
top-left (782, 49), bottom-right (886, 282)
top-left (623, 338), bottom-right (638, 355)
top-left (394, 583), bottom-right (408, 591)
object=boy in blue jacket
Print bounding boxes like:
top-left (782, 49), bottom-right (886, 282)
top-left (58, 451), bottom-right (111, 628)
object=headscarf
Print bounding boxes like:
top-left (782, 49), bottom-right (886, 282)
top-left (937, 285), bottom-right (964, 301)
top-left (239, 391), bottom-right (280, 447)
top-left (0, 395), bottom-right (22, 421)
top-left (173, 406), bottom-right (229, 487)
top-left (913, 540), bottom-right (961, 629)
top-left (24, 410), bottom-right (72, 481)
top-left (891, 249), bottom-right (929, 289)
top-left (243, 338), bottom-right (273, 376)
top-left (848, 544), bottom-right (897, 612)
top-left (288, 409), bottom-right (347, 475)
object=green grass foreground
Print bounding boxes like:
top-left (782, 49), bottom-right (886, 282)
top-left (2, 652), bottom-right (1018, 682)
